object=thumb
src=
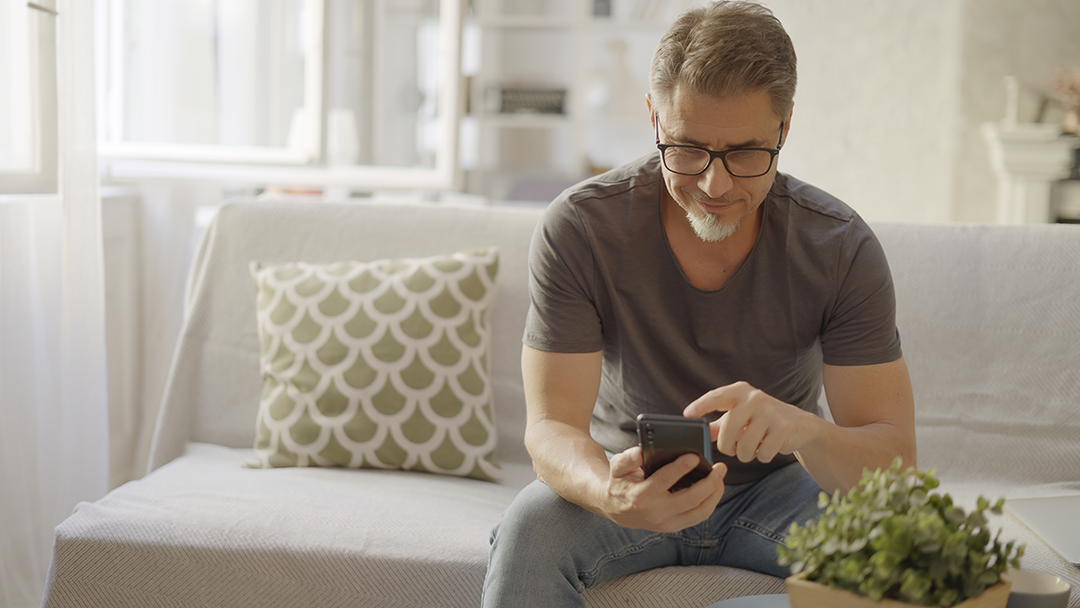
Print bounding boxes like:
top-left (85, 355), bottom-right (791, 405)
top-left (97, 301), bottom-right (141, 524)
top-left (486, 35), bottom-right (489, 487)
top-left (713, 461), bottom-right (728, 478)
top-left (610, 446), bottom-right (644, 478)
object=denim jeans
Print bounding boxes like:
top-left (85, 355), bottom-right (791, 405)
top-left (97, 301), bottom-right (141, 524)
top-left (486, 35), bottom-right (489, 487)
top-left (482, 461), bottom-right (823, 607)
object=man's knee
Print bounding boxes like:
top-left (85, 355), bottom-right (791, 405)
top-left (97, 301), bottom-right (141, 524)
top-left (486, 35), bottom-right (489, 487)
top-left (491, 481), bottom-right (592, 557)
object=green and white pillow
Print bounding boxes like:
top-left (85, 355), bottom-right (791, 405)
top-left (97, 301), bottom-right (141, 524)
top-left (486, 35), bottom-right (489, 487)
top-left (248, 248), bottom-right (502, 482)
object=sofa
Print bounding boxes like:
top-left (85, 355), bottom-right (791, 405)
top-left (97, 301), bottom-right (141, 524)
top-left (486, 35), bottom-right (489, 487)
top-left (42, 197), bottom-right (1080, 607)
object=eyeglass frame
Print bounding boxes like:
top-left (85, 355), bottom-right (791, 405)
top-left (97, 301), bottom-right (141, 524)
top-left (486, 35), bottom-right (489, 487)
top-left (654, 113), bottom-right (785, 178)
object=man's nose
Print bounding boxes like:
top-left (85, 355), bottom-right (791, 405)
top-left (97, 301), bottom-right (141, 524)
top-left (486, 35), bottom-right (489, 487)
top-left (697, 158), bottom-right (735, 199)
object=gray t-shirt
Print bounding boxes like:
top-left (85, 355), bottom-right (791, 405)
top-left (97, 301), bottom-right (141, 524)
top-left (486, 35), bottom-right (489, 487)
top-left (524, 154), bottom-right (903, 485)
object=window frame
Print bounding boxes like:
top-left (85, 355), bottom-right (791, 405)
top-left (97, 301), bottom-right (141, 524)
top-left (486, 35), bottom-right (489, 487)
top-left (0, 0), bottom-right (59, 195)
top-left (97, 0), bottom-right (465, 192)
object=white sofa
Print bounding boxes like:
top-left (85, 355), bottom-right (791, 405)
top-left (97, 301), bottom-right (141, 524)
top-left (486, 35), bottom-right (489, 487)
top-left (42, 197), bottom-right (1080, 607)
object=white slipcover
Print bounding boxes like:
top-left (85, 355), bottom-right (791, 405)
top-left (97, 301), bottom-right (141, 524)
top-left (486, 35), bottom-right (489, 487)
top-left (42, 199), bottom-right (1080, 607)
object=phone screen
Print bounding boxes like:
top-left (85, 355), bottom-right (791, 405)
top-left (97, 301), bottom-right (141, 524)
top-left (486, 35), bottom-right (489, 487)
top-left (635, 413), bottom-right (713, 491)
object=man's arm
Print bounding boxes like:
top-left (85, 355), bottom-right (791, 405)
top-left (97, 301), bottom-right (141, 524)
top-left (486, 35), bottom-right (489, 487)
top-left (522, 345), bottom-right (728, 532)
top-left (521, 346), bottom-right (608, 501)
top-left (810, 356), bottom-right (916, 491)
top-left (683, 356), bottom-right (915, 495)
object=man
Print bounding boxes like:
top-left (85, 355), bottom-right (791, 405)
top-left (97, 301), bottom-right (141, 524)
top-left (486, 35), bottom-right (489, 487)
top-left (482, 2), bottom-right (916, 605)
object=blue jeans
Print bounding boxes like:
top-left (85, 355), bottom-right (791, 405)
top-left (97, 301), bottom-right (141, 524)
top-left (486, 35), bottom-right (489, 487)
top-left (482, 461), bottom-right (823, 607)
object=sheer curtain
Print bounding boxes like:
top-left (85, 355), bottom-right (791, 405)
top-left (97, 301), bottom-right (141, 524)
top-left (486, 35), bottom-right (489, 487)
top-left (0, 1), bottom-right (108, 606)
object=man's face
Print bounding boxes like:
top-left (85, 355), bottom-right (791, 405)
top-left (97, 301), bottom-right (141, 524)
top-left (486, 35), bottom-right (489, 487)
top-left (651, 86), bottom-right (788, 243)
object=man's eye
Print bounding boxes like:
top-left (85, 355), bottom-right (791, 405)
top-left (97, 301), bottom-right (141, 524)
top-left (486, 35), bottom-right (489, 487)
top-left (726, 150), bottom-right (758, 161)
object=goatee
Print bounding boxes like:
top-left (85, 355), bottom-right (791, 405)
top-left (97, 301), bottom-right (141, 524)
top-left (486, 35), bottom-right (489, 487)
top-left (687, 210), bottom-right (739, 242)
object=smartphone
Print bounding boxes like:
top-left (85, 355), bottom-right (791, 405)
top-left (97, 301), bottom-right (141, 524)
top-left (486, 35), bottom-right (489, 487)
top-left (635, 413), bottom-right (713, 491)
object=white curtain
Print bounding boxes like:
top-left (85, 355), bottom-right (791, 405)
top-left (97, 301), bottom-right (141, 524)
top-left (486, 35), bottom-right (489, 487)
top-left (0, 1), bottom-right (108, 606)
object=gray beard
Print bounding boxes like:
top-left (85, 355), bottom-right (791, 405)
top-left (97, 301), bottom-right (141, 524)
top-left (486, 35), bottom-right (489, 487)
top-left (687, 209), bottom-right (739, 242)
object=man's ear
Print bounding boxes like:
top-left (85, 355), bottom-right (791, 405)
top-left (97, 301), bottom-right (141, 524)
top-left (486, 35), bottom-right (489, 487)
top-left (646, 93), bottom-right (656, 128)
top-left (781, 105), bottom-right (793, 147)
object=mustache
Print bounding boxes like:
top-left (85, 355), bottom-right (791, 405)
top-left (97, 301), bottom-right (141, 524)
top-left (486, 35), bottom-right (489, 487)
top-left (684, 190), bottom-right (742, 206)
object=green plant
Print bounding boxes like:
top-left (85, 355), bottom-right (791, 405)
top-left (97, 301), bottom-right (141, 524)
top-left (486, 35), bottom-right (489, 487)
top-left (777, 458), bottom-right (1024, 607)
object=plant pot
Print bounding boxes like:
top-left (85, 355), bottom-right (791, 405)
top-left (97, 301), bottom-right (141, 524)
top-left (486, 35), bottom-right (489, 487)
top-left (786, 573), bottom-right (1011, 608)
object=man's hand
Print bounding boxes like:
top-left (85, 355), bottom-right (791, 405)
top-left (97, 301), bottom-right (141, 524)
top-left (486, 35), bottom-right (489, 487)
top-left (522, 346), bottom-right (737, 532)
top-left (598, 446), bottom-right (728, 533)
top-left (681, 360), bottom-right (917, 495)
top-left (683, 381), bottom-right (819, 464)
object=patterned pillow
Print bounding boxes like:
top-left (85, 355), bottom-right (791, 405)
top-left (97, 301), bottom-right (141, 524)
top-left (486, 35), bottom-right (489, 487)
top-left (248, 248), bottom-right (501, 482)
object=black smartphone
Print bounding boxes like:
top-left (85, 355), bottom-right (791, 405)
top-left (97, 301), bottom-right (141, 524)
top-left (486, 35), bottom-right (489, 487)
top-left (635, 413), bottom-right (713, 491)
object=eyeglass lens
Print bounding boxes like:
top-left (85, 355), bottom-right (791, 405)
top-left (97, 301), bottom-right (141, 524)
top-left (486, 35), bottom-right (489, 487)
top-left (662, 147), bottom-right (773, 177)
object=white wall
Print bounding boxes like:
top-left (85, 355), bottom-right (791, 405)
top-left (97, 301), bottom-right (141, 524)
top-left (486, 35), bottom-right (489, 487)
top-left (767, 0), bottom-right (964, 223)
top-left (761, 0), bottom-right (1079, 223)
top-left (954, 0), bottom-right (1080, 222)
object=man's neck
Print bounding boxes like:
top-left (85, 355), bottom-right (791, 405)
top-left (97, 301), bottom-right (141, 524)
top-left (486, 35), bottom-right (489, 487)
top-left (661, 190), bottom-right (763, 291)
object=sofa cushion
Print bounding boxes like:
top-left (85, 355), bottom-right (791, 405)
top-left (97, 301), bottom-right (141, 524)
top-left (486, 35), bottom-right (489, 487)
top-left (248, 248), bottom-right (502, 482)
top-left (43, 443), bottom-right (529, 608)
top-left (41, 443), bottom-right (785, 608)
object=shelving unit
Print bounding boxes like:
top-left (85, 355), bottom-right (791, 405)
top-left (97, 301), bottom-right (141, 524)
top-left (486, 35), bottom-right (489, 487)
top-left (461, 0), bottom-right (672, 202)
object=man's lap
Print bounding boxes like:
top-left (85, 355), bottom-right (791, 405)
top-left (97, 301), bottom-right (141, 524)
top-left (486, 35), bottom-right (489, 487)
top-left (487, 460), bottom-right (824, 594)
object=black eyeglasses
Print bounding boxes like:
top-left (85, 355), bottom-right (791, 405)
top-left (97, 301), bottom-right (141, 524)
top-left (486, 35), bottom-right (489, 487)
top-left (654, 113), bottom-right (784, 178)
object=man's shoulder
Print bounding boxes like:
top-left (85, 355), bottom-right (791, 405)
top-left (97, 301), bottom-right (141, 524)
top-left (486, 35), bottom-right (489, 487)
top-left (765, 173), bottom-right (883, 260)
top-left (535, 154), bottom-right (664, 262)
top-left (557, 154), bottom-right (663, 209)
top-left (769, 173), bottom-right (859, 225)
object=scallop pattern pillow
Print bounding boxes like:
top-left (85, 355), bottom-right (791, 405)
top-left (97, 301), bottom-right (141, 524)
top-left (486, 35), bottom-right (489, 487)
top-left (248, 248), bottom-right (501, 482)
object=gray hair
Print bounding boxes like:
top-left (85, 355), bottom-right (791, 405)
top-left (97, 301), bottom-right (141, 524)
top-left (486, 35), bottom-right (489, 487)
top-left (650, 1), bottom-right (797, 120)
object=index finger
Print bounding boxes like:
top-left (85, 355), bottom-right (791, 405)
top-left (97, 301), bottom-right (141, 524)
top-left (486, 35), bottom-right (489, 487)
top-left (683, 384), bottom-right (741, 419)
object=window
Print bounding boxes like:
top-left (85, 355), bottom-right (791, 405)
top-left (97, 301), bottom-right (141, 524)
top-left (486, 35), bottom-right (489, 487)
top-left (0, 0), bottom-right (58, 194)
top-left (98, 0), bottom-right (464, 192)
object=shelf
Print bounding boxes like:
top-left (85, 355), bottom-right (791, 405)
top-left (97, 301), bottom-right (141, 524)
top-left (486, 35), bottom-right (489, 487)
top-left (464, 113), bottom-right (571, 128)
top-left (587, 17), bottom-right (671, 29)
top-left (462, 0), bottom-right (668, 200)
top-left (472, 15), bottom-right (663, 29)
top-left (473, 16), bottom-right (578, 28)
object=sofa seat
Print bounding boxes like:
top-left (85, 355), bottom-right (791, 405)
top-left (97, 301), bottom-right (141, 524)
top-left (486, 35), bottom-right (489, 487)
top-left (46, 442), bottom-right (788, 608)
top-left (46, 443), bottom-right (531, 607)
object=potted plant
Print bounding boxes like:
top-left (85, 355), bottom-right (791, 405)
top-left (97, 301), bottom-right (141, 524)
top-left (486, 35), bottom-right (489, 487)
top-left (777, 458), bottom-right (1024, 608)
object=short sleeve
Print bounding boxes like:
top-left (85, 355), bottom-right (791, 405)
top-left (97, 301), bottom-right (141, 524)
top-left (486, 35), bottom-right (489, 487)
top-left (820, 219), bottom-right (903, 366)
top-left (522, 197), bottom-right (604, 353)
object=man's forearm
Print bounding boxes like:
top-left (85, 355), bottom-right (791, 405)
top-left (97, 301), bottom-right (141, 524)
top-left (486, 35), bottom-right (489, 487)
top-left (794, 417), bottom-right (916, 495)
top-left (806, 358), bottom-right (917, 495)
top-left (524, 418), bottom-right (613, 515)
